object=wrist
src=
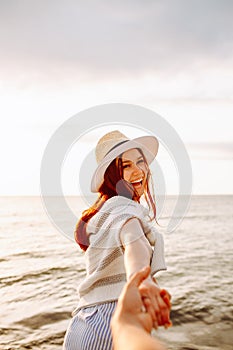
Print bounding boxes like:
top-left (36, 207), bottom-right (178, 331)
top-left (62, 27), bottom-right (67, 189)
top-left (142, 275), bottom-right (159, 288)
top-left (111, 310), bottom-right (139, 337)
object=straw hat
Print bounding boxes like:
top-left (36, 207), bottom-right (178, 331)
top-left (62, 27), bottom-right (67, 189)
top-left (91, 130), bottom-right (159, 192)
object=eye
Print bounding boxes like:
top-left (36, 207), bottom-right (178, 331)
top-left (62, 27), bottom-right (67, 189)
top-left (137, 159), bottom-right (144, 164)
top-left (122, 164), bottom-right (130, 169)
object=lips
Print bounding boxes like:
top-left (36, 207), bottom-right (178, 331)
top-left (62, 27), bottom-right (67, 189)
top-left (131, 178), bottom-right (143, 186)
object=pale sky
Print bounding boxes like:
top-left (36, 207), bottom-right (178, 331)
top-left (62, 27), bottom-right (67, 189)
top-left (0, 0), bottom-right (233, 195)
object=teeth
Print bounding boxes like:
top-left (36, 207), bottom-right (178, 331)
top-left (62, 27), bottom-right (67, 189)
top-left (131, 178), bottom-right (143, 184)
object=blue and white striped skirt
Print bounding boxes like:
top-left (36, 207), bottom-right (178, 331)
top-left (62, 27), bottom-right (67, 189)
top-left (63, 301), bottom-right (117, 350)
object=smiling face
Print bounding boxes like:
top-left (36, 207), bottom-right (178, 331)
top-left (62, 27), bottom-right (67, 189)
top-left (121, 148), bottom-right (148, 198)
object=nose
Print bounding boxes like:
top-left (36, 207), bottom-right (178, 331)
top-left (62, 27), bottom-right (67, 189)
top-left (131, 163), bottom-right (143, 175)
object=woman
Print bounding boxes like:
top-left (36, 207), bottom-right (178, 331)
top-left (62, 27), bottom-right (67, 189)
top-left (63, 130), bottom-right (171, 350)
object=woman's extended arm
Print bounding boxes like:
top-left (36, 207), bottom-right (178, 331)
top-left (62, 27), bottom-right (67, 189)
top-left (121, 218), bottom-right (171, 328)
top-left (121, 218), bottom-right (152, 279)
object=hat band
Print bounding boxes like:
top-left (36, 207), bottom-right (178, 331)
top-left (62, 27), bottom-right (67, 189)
top-left (104, 139), bottom-right (129, 158)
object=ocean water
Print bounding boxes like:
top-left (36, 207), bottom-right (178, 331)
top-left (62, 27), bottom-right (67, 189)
top-left (0, 195), bottom-right (232, 350)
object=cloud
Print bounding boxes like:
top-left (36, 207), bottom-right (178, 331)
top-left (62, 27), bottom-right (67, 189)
top-left (186, 142), bottom-right (233, 159)
top-left (0, 0), bottom-right (233, 78)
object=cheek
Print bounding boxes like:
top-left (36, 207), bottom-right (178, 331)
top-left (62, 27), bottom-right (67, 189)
top-left (123, 169), bottom-right (131, 181)
top-left (123, 170), bottom-right (129, 181)
top-left (140, 164), bottom-right (148, 175)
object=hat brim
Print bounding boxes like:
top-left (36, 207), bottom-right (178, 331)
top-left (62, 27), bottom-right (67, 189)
top-left (91, 135), bottom-right (159, 193)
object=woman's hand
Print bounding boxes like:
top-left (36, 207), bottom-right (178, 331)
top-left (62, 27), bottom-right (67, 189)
top-left (139, 278), bottom-right (172, 329)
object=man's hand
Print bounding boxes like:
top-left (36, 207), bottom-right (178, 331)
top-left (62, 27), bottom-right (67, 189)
top-left (111, 267), bottom-right (169, 350)
top-left (112, 266), bottom-right (154, 333)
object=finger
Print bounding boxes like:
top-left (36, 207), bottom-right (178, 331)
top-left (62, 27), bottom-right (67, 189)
top-left (144, 295), bottom-right (158, 329)
top-left (161, 295), bottom-right (171, 310)
top-left (142, 296), bottom-right (154, 317)
top-left (142, 296), bottom-right (151, 309)
top-left (164, 320), bottom-right (173, 329)
top-left (157, 297), bottom-right (171, 325)
top-left (128, 266), bottom-right (151, 288)
top-left (140, 285), bottom-right (162, 325)
top-left (160, 289), bottom-right (172, 307)
top-left (159, 292), bottom-right (172, 325)
top-left (153, 320), bottom-right (158, 330)
top-left (142, 297), bottom-right (155, 319)
top-left (143, 294), bottom-right (169, 328)
top-left (163, 295), bottom-right (171, 309)
top-left (155, 304), bottom-right (162, 326)
top-left (148, 294), bottom-right (162, 326)
top-left (143, 295), bottom-right (161, 326)
top-left (147, 303), bottom-right (158, 324)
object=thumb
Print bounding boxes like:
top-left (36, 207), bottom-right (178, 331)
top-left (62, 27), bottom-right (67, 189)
top-left (129, 266), bottom-right (151, 288)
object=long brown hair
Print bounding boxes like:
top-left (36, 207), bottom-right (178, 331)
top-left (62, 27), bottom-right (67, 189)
top-left (74, 148), bottom-right (157, 251)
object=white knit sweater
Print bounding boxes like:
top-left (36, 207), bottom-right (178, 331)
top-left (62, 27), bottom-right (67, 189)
top-left (72, 196), bottom-right (166, 315)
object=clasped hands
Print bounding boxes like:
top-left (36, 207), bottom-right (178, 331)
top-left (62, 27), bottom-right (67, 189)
top-left (139, 269), bottom-right (172, 330)
top-left (112, 266), bottom-right (172, 335)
